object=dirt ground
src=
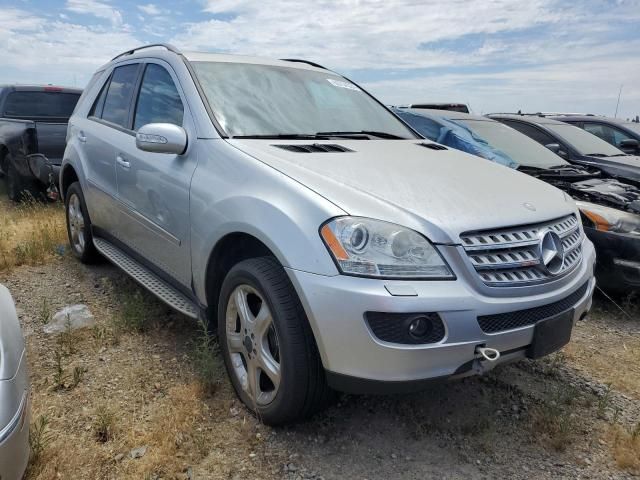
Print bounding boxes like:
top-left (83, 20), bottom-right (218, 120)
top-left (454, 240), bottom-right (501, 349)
top-left (1, 192), bottom-right (639, 479)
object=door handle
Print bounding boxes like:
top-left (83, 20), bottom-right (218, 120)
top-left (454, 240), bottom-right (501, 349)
top-left (78, 131), bottom-right (87, 143)
top-left (116, 155), bottom-right (130, 169)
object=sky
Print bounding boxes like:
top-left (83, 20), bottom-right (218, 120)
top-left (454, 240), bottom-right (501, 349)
top-left (1, 0), bottom-right (639, 119)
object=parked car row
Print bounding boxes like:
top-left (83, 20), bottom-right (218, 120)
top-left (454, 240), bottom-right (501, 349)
top-left (394, 109), bottom-right (640, 292)
top-left (2, 43), bottom-right (635, 431)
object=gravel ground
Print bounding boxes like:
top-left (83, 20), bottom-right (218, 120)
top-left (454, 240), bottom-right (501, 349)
top-left (2, 255), bottom-right (638, 479)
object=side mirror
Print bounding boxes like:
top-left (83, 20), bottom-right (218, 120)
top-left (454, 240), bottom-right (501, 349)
top-left (545, 143), bottom-right (569, 159)
top-left (619, 138), bottom-right (639, 154)
top-left (136, 123), bottom-right (187, 155)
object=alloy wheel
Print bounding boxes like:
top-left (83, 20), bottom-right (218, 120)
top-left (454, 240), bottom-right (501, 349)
top-left (67, 193), bottom-right (86, 253)
top-left (225, 284), bottom-right (281, 406)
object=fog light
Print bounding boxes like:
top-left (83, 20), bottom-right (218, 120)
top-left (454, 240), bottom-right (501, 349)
top-left (408, 316), bottom-right (433, 339)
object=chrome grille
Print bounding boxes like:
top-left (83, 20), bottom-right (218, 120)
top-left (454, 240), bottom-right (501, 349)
top-left (460, 214), bottom-right (583, 286)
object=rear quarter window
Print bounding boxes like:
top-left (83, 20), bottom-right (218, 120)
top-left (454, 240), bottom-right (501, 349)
top-left (2, 91), bottom-right (80, 119)
top-left (99, 64), bottom-right (140, 128)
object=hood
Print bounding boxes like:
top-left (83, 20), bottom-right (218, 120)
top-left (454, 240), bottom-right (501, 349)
top-left (578, 154), bottom-right (640, 185)
top-left (0, 285), bottom-right (24, 380)
top-left (568, 178), bottom-right (640, 214)
top-left (228, 139), bottom-right (575, 243)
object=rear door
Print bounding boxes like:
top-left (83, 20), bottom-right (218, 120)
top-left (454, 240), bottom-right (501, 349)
top-left (115, 60), bottom-right (197, 288)
top-left (81, 63), bottom-right (142, 235)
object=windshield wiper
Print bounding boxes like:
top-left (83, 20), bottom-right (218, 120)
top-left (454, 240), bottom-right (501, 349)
top-left (230, 133), bottom-right (331, 140)
top-left (585, 153), bottom-right (609, 157)
top-left (315, 130), bottom-right (407, 139)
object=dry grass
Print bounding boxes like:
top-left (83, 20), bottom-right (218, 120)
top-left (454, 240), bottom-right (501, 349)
top-left (530, 384), bottom-right (582, 452)
top-left (608, 424), bottom-right (640, 474)
top-left (0, 185), bottom-right (67, 271)
top-left (565, 321), bottom-right (640, 400)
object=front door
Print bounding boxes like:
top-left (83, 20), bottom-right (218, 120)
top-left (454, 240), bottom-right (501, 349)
top-left (115, 61), bottom-right (197, 288)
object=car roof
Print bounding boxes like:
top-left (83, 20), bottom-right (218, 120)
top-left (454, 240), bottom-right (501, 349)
top-left (488, 114), bottom-right (569, 126)
top-left (102, 45), bottom-right (330, 74)
top-left (548, 114), bottom-right (630, 125)
top-left (402, 108), bottom-right (492, 122)
top-left (0, 84), bottom-right (82, 94)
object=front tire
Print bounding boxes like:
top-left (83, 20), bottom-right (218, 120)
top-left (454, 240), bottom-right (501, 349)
top-left (218, 257), bottom-right (332, 425)
top-left (65, 182), bottom-right (99, 263)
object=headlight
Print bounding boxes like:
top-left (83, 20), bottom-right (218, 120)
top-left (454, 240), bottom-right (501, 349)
top-left (576, 201), bottom-right (640, 235)
top-left (320, 217), bottom-right (454, 279)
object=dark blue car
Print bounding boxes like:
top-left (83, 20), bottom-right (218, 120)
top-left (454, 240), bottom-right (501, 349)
top-left (547, 114), bottom-right (640, 156)
top-left (487, 114), bottom-right (640, 187)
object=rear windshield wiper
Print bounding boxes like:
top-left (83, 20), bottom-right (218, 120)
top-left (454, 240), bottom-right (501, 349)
top-left (230, 133), bottom-right (331, 140)
top-left (315, 130), bottom-right (407, 139)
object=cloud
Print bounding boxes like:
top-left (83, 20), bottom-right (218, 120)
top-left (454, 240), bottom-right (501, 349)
top-left (65, 0), bottom-right (123, 27)
top-left (0, 7), bottom-right (138, 87)
top-left (0, 0), bottom-right (638, 118)
top-left (171, 0), bottom-right (640, 118)
top-left (137, 3), bottom-right (163, 16)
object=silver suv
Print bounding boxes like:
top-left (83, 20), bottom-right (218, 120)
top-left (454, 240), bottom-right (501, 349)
top-left (62, 44), bottom-right (596, 425)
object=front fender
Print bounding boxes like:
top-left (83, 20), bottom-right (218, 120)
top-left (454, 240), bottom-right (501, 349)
top-left (189, 140), bottom-right (344, 305)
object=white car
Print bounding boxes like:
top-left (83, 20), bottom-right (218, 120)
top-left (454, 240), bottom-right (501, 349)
top-left (0, 284), bottom-right (30, 480)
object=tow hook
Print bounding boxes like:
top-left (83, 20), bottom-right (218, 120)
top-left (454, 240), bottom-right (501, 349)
top-left (475, 346), bottom-right (501, 362)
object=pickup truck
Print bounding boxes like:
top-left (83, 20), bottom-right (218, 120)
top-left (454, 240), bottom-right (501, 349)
top-left (0, 85), bottom-right (82, 201)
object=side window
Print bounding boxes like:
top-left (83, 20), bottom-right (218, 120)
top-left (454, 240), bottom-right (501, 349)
top-left (395, 111), bottom-right (441, 141)
top-left (89, 75), bottom-right (111, 118)
top-left (133, 64), bottom-right (184, 131)
top-left (611, 127), bottom-right (635, 146)
top-left (100, 64), bottom-right (139, 128)
top-left (503, 121), bottom-right (557, 146)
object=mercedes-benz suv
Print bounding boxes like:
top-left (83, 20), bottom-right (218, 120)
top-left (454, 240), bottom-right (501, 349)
top-left (61, 44), bottom-right (596, 425)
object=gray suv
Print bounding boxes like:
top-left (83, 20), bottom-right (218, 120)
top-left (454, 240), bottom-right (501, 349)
top-left (62, 44), bottom-right (596, 425)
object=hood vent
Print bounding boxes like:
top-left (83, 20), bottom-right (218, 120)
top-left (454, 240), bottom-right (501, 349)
top-left (417, 142), bottom-right (448, 151)
top-left (272, 144), bottom-right (353, 153)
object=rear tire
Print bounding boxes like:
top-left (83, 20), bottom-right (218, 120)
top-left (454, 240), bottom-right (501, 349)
top-left (218, 256), bottom-right (333, 425)
top-left (7, 162), bottom-right (25, 202)
top-left (6, 160), bottom-right (40, 202)
top-left (65, 182), bottom-right (100, 263)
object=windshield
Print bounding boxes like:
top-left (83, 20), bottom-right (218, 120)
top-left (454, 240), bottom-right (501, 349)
top-left (192, 62), bottom-right (415, 138)
top-left (544, 123), bottom-right (624, 156)
top-left (455, 119), bottom-right (569, 168)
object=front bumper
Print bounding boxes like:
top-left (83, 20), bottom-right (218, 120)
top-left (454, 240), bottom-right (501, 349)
top-left (287, 239), bottom-right (596, 393)
top-left (585, 227), bottom-right (640, 291)
top-left (0, 350), bottom-right (30, 480)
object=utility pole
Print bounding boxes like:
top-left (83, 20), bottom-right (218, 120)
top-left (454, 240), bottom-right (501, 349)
top-left (614, 84), bottom-right (623, 117)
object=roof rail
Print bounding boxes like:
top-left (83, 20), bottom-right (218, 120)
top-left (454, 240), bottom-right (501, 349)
top-left (487, 112), bottom-right (545, 117)
top-left (536, 112), bottom-right (596, 117)
top-left (280, 58), bottom-right (328, 70)
top-left (112, 43), bottom-right (181, 61)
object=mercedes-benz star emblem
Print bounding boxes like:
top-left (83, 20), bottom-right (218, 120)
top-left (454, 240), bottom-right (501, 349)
top-left (538, 230), bottom-right (565, 275)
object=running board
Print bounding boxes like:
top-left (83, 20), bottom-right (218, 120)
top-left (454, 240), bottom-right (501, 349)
top-left (93, 237), bottom-right (200, 319)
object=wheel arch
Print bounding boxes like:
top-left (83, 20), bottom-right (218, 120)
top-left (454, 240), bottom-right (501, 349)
top-left (203, 232), bottom-right (275, 321)
top-left (60, 163), bottom-right (79, 201)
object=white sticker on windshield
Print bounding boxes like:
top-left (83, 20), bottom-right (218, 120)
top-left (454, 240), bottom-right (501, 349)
top-left (327, 78), bottom-right (361, 91)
